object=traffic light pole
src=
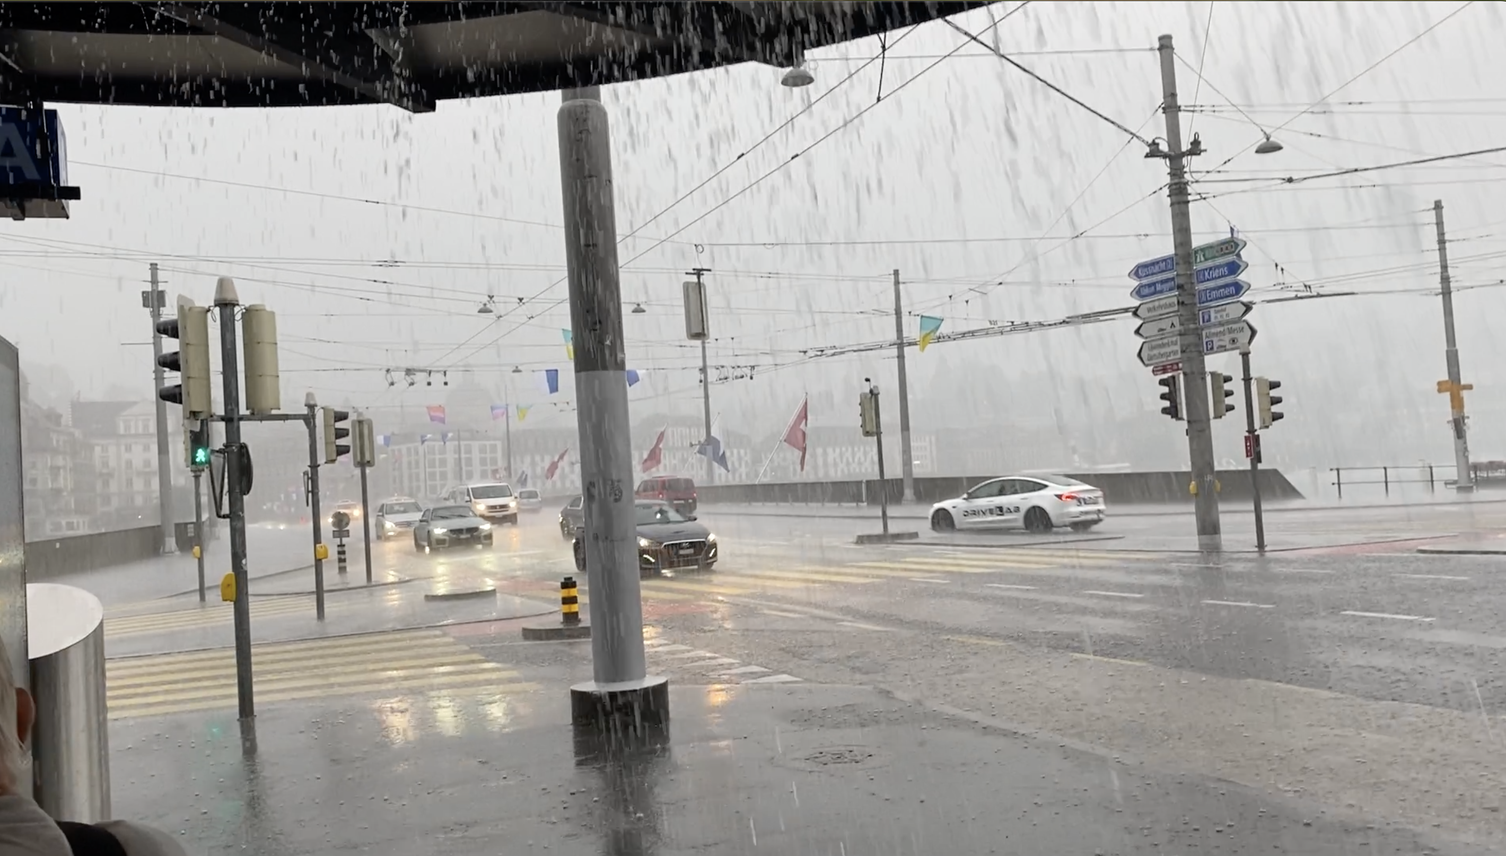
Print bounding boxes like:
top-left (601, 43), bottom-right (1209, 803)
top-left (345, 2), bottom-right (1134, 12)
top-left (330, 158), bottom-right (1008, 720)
top-left (871, 384), bottom-right (890, 537)
top-left (1239, 348), bottom-right (1266, 553)
top-left (305, 397), bottom-right (326, 621)
top-left (192, 466), bottom-right (206, 601)
top-left (1158, 34), bottom-right (1222, 551)
top-left (358, 461), bottom-right (373, 585)
top-left (892, 269), bottom-right (915, 504)
top-left (1435, 199), bottom-right (1474, 492)
top-left (147, 262), bottom-right (175, 555)
top-left (213, 278), bottom-right (255, 725)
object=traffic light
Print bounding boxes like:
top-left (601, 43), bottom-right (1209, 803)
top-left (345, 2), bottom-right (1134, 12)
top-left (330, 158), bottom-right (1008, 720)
top-left (1158, 375), bottom-right (1182, 421)
top-left (242, 304), bottom-right (282, 415)
top-left (1210, 372), bottom-right (1235, 419)
top-left (322, 407), bottom-right (350, 463)
top-left (157, 296), bottom-right (211, 419)
top-left (1256, 377), bottom-right (1284, 429)
top-left (186, 420), bottom-right (211, 469)
top-left (859, 389), bottom-right (880, 437)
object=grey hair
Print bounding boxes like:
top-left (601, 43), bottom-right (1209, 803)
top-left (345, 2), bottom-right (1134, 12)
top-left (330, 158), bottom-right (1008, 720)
top-left (0, 635), bottom-right (19, 791)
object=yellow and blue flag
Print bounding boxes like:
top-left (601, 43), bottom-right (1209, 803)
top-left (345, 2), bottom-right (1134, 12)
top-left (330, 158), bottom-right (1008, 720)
top-left (562, 329), bottom-right (574, 360)
top-left (917, 315), bottom-right (943, 352)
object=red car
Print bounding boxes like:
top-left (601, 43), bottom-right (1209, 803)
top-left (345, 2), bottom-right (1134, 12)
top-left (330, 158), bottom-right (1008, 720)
top-left (635, 475), bottom-right (697, 515)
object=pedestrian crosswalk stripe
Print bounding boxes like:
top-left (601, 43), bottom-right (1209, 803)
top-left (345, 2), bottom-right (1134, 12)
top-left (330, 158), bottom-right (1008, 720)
top-left (106, 629), bottom-right (533, 720)
top-left (104, 596), bottom-right (348, 638)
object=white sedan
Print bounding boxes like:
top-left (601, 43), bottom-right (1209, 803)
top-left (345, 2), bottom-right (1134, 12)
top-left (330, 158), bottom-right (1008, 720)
top-left (930, 475), bottom-right (1106, 534)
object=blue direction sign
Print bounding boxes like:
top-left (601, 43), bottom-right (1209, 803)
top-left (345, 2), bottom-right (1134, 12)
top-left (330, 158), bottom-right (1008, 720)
top-left (1127, 236), bottom-right (1247, 282)
top-left (1129, 257), bottom-right (1247, 302)
top-left (1195, 279), bottom-right (1250, 308)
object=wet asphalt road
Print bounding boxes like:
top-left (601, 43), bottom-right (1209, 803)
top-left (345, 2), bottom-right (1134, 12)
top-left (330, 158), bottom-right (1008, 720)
top-left (83, 502), bottom-right (1506, 852)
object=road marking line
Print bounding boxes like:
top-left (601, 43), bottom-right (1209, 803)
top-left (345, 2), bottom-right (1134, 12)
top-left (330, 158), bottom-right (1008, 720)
top-left (1394, 574), bottom-right (1470, 581)
top-left (743, 674), bottom-right (803, 684)
top-left (944, 634), bottom-right (1007, 647)
top-left (1340, 610), bottom-right (1435, 622)
top-left (1273, 568), bottom-right (1332, 574)
top-left (985, 583), bottom-right (1037, 591)
top-left (1081, 590), bottom-right (1144, 599)
top-left (1070, 653), bottom-right (1148, 667)
top-left (837, 621), bottom-right (893, 631)
top-left (908, 577), bottom-right (951, 584)
top-left (717, 665), bottom-right (771, 676)
top-left (759, 609), bottom-right (806, 618)
top-left (1202, 599), bottom-right (1275, 609)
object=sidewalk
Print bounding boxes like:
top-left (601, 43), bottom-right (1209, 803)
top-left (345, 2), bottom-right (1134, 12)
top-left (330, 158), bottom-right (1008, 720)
top-left (42, 524), bottom-right (317, 606)
top-left (106, 666), bottom-right (1470, 855)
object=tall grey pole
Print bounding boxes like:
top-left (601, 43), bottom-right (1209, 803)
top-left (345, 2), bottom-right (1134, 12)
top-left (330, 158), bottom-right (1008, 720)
top-left (558, 85), bottom-right (665, 720)
top-left (1435, 199), bottom-right (1474, 492)
top-left (147, 262), bottom-right (175, 554)
top-left (304, 397), bottom-right (326, 621)
top-left (1157, 34), bottom-right (1222, 551)
top-left (892, 268), bottom-right (915, 503)
top-left (692, 267), bottom-right (714, 485)
top-left (872, 383), bottom-right (890, 536)
top-left (213, 278), bottom-right (254, 722)
top-left (1239, 348), bottom-right (1266, 553)
top-left (358, 460), bottom-right (373, 584)
top-left (192, 468), bottom-right (206, 602)
top-left (504, 388), bottom-right (514, 480)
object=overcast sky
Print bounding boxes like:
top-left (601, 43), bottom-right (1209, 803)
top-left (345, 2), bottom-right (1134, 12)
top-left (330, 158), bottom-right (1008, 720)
top-left (4, 1), bottom-right (1503, 469)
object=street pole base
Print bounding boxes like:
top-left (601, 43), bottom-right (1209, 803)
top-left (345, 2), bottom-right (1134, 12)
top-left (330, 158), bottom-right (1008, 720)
top-left (522, 621), bottom-right (592, 641)
top-left (1455, 483), bottom-right (1477, 494)
top-left (570, 675), bottom-right (670, 731)
top-left (855, 531), bottom-right (920, 545)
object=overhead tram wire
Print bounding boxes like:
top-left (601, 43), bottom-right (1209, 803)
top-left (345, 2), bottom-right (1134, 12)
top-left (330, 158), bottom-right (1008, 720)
top-left (441, 1), bottom-right (1037, 373)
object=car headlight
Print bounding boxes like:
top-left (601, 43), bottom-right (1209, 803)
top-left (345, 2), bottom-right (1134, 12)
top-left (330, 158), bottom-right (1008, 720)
top-left (638, 536), bottom-right (655, 549)
top-left (432, 527), bottom-right (448, 535)
top-left (475, 502), bottom-right (486, 512)
top-left (706, 532), bottom-right (717, 543)
top-left (383, 520), bottom-right (395, 529)
top-left (479, 523), bottom-right (492, 531)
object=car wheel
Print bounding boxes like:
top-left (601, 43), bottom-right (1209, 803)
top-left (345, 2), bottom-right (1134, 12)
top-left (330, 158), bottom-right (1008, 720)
top-left (1024, 507), bottom-right (1054, 534)
top-left (508, 514), bottom-right (518, 526)
top-left (413, 536), bottom-right (424, 554)
top-left (931, 510), bottom-right (956, 532)
top-left (573, 543), bottom-right (586, 573)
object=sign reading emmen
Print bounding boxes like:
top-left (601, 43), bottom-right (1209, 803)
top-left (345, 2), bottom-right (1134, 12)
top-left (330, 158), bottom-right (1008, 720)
top-left (0, 105), bottom-right (80, 220)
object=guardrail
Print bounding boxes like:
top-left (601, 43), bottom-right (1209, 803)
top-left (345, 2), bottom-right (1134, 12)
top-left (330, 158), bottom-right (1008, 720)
top-left (1330, 464), bottom-right (1453, 500)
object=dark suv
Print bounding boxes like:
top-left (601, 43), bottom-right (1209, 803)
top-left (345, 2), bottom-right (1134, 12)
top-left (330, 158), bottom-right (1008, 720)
top-left (635, 475), bottom-right (697, 515)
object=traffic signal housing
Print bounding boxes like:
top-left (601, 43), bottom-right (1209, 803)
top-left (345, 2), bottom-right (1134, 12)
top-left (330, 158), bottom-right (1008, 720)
top-left (1256, 377), bottom-right (1284, 429)
top-left (157, 296), bottom-right (212, 419)
top-left (352, 417), bottom-right (377, 467)
top-left (1158, 375), bottom-right (1183, 421)
top-left (1210, 372), bottom-right (1235, 419)
top-left (323, 407), bottom-right (351, 463)
top-left (242, 304), bottom-right (282, 415)
top-left (186, 420), bottom-right (211, 469)
top-left (859, 390), bottom-right (880, 437)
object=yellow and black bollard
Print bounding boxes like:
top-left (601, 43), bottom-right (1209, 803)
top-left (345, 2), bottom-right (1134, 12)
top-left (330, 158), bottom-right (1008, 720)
top-left (561, 576), bottom-right (580, 626)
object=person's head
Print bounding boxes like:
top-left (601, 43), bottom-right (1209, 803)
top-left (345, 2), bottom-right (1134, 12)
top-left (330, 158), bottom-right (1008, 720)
top-left (0, 636), bottom-right (34, 796)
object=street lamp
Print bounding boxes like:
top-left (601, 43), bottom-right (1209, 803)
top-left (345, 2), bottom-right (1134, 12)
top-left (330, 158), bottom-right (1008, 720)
top-left (631, 302), bottom-right (646, 314)
top-left (781, 48), bottom-right (813, 88)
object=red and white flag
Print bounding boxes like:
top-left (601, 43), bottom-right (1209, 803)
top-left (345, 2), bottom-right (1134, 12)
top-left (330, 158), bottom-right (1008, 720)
top-left (641, 427), bottom-right (666, 473)
top-left (545, 448), bottom-right (570, 481)
top-left (782, 396), bottom-right (809, 472)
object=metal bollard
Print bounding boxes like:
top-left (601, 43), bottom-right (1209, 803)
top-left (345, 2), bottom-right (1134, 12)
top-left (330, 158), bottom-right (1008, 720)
top-left (561, 576), bottom-right (580, 626)
top-left (336, 540), bottom-right (348, 575)
top-left (27, 583), bottom-right (110, 822)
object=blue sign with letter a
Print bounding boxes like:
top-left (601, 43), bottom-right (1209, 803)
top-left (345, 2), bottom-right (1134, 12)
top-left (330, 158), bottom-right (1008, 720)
top-left (0, 107), bottom-right (77, 219)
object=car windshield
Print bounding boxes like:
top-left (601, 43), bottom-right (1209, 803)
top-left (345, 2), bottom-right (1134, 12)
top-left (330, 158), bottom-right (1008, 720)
top-left (470, 485), bottom-right (513, 499)
top-left (635, 504), bottom-right (689, 525)
top-left (384, 502), bottom-right (420, 514)
top-left (430, 506), bottom-right (475, 520)
top-left (519, 489), bottom-right (540, 499)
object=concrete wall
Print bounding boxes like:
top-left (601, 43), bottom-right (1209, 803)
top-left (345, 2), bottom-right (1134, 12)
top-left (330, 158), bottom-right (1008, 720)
top-left (23, 525), bottom-right (161, 580)
top-left (699, 469), bottom-right (1305, 507)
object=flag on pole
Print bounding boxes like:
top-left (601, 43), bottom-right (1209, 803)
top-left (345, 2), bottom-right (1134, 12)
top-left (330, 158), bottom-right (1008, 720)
top-left (641, 427), bottom-right (666, 473)
top-left (697, 432), bottom-right (730, 472)
top-left (626, 369), bottom-right (642, 387)
top-left (782, 396), bottom-right (809, 472)
top-left (538, 369), bottom-right (560, 395)
top-left (426, 405), bottom-right (447, 424)
top-left (917, 315), bottom-right (944, 352)
top-left (441, 431), bottom-right (454, 445)
top-left (545, 448), bottom-right (569, 481)
top-left (420, 433), bottom-right (435, 445)
top-left (379, 434), bottom-right (392, 448)
top-left (562, 329), bottom-right (574, 360)
top-left (490, 404), bottom-right (507, 420)
top-left (517, 405), bottom-right (531, 422)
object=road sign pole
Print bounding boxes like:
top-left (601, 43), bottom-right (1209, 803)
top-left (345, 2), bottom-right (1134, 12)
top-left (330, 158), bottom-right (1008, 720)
top-left (1158, 34), bottom-right (1222, 552)
top-left (1240, 347), bottom-right (1266, 553)
top-left (359, 461), bottom-right (373, 585)
top-left (192, 467), bottom-right (206, 602)
top-left (1435, 199), bottom-right (1473, 492)
top-left (305, 397), bottom-right (326, 621)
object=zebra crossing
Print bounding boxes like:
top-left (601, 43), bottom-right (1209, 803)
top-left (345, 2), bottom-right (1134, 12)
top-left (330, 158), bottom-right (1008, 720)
top-left (106, 627), bottom-right (537, 720)
top-left (544, 548), bottom-right (1173, 606)
top-left (640, 629), bottom-right (801, 685)
top-left (103, 594), bottom-right (352, 639)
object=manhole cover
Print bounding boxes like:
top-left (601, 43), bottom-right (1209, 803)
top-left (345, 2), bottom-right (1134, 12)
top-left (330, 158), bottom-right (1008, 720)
top-left (780, 745), bottom-right (890, 772)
